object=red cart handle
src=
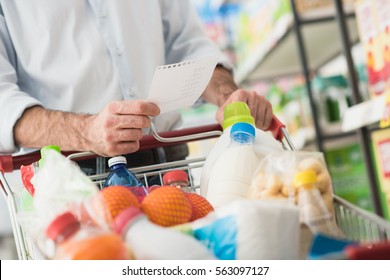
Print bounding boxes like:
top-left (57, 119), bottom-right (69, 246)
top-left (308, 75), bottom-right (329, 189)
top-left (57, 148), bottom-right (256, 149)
top-left (268, 115), bottom-right (285, 142)
top-left (0, 123), bottom-right (223, 173)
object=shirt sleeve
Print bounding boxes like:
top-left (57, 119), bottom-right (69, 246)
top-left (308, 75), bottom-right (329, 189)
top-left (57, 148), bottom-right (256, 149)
top-left (0, 15), bottom-right (41, 154)
top-left (159, 0), bottom-right (232, 69)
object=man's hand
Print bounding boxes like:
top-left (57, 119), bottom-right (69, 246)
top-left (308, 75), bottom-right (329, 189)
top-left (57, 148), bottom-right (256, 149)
top-left (14, 100), bottom-right (160, 156)
top-left (85, 100), bottom-right (160, 156)
top-left (202, 65), bottom-right (273, 130)
top-left (216, 89), bottom-right (273, 130)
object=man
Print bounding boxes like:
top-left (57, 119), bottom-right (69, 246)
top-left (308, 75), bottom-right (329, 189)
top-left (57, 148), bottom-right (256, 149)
top-left (0, 1), bottom-right (272, 158)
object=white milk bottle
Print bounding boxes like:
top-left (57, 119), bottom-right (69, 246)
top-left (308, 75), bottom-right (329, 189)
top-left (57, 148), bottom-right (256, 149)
top-left (206, 122), bottom-right (259, 208)
top-left (200, 102), bottom-right (282, 197)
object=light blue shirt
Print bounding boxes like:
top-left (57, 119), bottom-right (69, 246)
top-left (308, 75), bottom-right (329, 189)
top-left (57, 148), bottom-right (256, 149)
top-left (0, 0), bottom-right (223, 153)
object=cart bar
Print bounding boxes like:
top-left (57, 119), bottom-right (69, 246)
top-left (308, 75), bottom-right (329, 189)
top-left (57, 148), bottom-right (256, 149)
top-left (0, 123), bottom-right (223, 173)
top-left (268, 115), bottom-right (285, 142)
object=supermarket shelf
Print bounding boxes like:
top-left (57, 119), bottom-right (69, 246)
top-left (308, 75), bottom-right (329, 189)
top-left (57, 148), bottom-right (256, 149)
top-left (235, 13), bottom-right (359, 85)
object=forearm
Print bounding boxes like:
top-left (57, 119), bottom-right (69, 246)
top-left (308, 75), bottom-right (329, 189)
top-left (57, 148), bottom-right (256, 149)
top-left (13, 106), bottom-right (92, 152)
top-left (202, 65), bottom-right (238, 106)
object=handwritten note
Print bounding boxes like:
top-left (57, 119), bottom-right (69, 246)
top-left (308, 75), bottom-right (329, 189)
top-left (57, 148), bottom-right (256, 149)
top-left (147, 56), bottom-right (220, 113)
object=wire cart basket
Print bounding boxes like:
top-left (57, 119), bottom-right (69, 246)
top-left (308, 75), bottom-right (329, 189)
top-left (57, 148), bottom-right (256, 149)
top-left (1, 122), bottom-right (390, 260)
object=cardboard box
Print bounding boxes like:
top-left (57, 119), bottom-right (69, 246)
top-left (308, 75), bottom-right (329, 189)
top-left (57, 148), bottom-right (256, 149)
top-left (371, 127), bottom-right (390, 220)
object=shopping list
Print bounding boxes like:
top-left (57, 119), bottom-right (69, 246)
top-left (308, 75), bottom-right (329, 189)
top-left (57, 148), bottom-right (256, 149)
top-left (147, 55), bottom-right (220, 114)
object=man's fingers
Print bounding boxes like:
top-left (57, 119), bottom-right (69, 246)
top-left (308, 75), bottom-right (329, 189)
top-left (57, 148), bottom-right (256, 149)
top-left (102, 141), bottom-right (140, 157)
top-left (108, 100), bottom-right (160, 116)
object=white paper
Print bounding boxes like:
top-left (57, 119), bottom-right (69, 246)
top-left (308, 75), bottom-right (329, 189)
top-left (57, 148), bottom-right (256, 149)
top-left (342, 95), bottom-right (387, 132)
top-left (147, 56), bottom-right (220, 113)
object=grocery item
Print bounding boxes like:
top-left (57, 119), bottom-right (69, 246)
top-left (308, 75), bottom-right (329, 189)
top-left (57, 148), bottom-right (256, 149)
top-left (162, 170), bottom-right (192, 193)
top-left (84, 185), bottom-right (141, 228)
top-left (19, 149), bottom-right (99, 248)
top-left (248, 151), bottom-right (335, 214)
top-left (294, 169), bottom-right (340, 236)
top-left (308, 233), bottom-right (357, 260)
top-left (184, 192), bottom-right (214, 221)
top-left (191, 200), bottom-right (300, 260)
top-left (206, 122), bottom-right (259, 207)
top-left (371, 128), bottom-right (390, 220)
top-left (103, 156), bottom-right (147, 200)
top-left (113, 206), bottom-right (215, 260)
top-left (200, 102), bottom-right (283, 197)
top-left (20, 145), bottom-right (61, 197)
top-left (141, 186), bottom-right (192, 227)
top-left (46, 211), bottom-right (129, 260)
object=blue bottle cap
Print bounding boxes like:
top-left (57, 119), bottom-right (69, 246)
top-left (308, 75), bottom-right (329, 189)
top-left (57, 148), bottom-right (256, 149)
top-left (230, 122), bottom-right (255, 138)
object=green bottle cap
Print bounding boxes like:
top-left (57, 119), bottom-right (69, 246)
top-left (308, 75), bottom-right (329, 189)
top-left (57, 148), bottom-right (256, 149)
top-left (222, 102), bottom-right (255, 130)
top-left (39, 145), bottom-right (61, 168)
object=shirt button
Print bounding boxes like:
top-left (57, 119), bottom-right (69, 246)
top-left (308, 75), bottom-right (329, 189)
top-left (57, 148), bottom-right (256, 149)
top-left (115, 48), bottom-right (122, 56)
top-left (128, 89), bottom-right (136, 98)
top-left (100, 11), bottom-right (107, 18)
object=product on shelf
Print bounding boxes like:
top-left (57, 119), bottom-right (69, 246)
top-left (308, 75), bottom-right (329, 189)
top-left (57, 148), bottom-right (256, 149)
top-left (371, 127), bottom-right (390, 220)
top-left (355, 0), bottom-right (390, 98)
top-left (295, 0), bottom-right (355, 17)
top-left (312, 75), bottom-right (352, 125)
top-left (324, 140), bottom-right (373, 212)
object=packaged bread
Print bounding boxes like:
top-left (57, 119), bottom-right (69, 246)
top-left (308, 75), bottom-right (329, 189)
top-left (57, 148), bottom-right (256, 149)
top-left (247, 151), bottom-right (336, 224)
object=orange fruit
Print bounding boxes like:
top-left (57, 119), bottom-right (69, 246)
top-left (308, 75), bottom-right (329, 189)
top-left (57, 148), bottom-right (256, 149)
top-left (57, 233), bottom-right (130, 260)
top-left (101, 186), bottom-right (141, 219)
top-left (141, 186), bottom-right (192, 227)
top-left (185, 193), bottom-right (214, 221)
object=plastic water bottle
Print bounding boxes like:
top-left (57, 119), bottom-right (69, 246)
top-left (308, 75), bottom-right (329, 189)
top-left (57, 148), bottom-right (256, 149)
top-left (103, 156), bottom-right (148, 199)
top-left (206, 122), bottom-right (259, 207)
top-left (113, 206), bottom-right (216, 260)
top-left (44, 211), bottom-right (129, 260)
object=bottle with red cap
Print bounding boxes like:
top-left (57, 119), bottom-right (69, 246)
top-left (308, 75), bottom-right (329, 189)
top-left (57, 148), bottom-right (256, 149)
top-left (44, 211), bottom-right (129, 260)
top-left (162, 170), bottom-right (193, 193)
top-left (113, 206), bottom-right (216, 260)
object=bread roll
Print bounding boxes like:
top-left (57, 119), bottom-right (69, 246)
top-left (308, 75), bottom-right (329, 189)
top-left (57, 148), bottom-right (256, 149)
top-left (316, 171), bottom-right (331, 193)
top-left (298, 158), bottom-right (324, 174)
top-left (264, 174), bottom-right (283, 194)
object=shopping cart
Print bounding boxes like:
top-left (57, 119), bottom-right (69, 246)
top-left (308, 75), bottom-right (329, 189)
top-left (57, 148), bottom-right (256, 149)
top-left (1, 121), bottom-right (390, 260)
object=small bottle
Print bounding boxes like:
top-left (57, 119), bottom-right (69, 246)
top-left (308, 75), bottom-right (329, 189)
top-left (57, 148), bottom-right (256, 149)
top-left (294, 169), bottom-right (339, 237)
top-left (113, 206), bottom-right (216, 260)
top-left (45, 211), bottom-right (129, 260)
top-left (103, 156), bottom-right (148, 199)
top-left (162, 170), bottom-right (193, 193)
